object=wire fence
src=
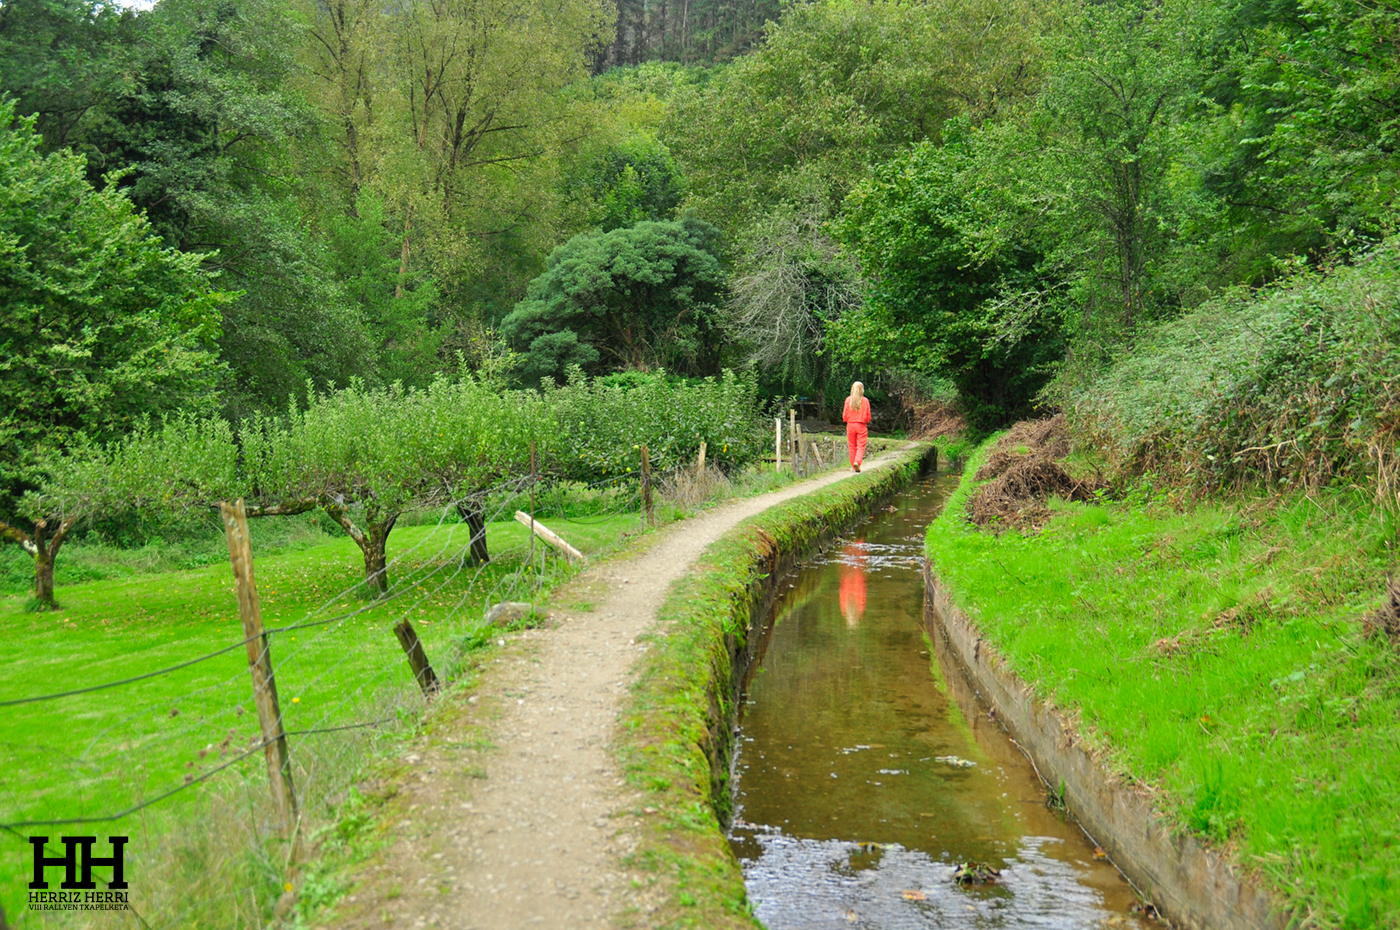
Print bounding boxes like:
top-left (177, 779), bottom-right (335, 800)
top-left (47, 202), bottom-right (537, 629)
top-left (0, 457), bottom-right (663, 928)
top-left (1, 431), bottom-right (839, 927)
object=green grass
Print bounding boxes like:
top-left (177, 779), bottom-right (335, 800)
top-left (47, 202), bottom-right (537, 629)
top-left (0, 460), bottom-right (851, 925)
top-left (926, 436), bottom-right (1400, 929)
top-left (0, 507), bottom-right (645, 925)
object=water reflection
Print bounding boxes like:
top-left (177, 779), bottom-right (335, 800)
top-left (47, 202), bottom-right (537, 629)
top-left (839, 541), bottom-right (867, 628)
top-left (729, 476), bottom-right (1152, 929)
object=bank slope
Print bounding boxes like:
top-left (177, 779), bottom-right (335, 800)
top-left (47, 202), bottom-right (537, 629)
top-left (926, 436), bottom-right (1398, 930)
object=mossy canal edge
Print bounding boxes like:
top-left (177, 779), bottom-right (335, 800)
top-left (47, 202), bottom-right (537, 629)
top-left (615, 442), bottom-right (939, 929)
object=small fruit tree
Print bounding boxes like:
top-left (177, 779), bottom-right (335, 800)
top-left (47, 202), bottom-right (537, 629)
top-left (543, 368), bottom-right (767, 483)
top-left (7, 417), bottom-right (237, 608)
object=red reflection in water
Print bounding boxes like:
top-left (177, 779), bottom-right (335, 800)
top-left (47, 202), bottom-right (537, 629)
top-left (838, 541), bottom-right (867, 628)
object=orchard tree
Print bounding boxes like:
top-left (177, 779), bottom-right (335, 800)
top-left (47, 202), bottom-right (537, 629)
top-left (235, 377), bottom-right (549, 591)
top-left (0, 99), bottom-right (228, 608)
top-left (501, 216), bottom-right (727, 384)
top-left (543, 369), bottom-right (765, 482)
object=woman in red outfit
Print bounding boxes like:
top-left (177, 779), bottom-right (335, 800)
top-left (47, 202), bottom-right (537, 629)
top-left (842, 381), bottom-right (871, 472)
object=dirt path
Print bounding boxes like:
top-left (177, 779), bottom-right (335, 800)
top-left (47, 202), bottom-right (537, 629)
top-left (334, 448), bottom-right (910, 930)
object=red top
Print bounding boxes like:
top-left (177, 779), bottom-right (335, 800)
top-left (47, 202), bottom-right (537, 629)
top-left (843, 397), bottom-right (871, 425)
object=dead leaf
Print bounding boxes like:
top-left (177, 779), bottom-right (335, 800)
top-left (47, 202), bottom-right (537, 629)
top-left (1093, 846), bottom-right (1108, 860)
top-left (901, 890), bottom-right (926, 901)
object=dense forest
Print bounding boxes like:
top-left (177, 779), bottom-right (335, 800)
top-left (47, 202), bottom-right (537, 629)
top-left (3, 0), bottom-right (1398, 533)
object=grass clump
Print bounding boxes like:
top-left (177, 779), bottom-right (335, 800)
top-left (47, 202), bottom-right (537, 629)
top-left (927, 436), bottom-right (1400, 929)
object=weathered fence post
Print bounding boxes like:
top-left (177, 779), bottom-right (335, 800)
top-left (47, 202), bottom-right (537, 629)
top-left (528, 439), bottom-right (538, 572)
top-left (513, 512), bottom-right (585, 562)
top-left (789, 409), bottom-right (797, 464)
top-left (392, 619), bottom-right (440, 695)
top-left (696, 441), bottom-right (707, 475)
top-left (775, 418), bottom-right (782, 473)
top-left (640, 444), bottom-right (654, 527)
top-left (220, 499), bottom-right (298, 832)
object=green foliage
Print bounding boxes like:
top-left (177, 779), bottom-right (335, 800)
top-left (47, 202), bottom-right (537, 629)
top-left (0, 0), bottom-right (138, 149)
top-left (1023, 0), bottom-right (1210, 339)
top-left (0, 97), bottom-right (227, 525)
top-left (501, 216), bottom-right (727, 383)
top-left (325, 193), bottom-right (444, 388)
top-left (565, 135), bottom-right (687, 231)
top-left (543, 368), bottom-right (766, 481)
top-left (1221, 0), bottom-right (1400, 252)
top-left (1073, 238), bottom-right (1400, 492)
top-left (666, 0), bottom-right (1045, 232)
top-left (834, 127), bottom-right (1063, 430)
top-left (928, 435), bottom-right (1400, 927)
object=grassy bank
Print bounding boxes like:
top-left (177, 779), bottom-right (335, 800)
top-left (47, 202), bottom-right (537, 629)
top-left (926, 436), bottom-right (1398, 929)
top-left (616, 442), bottom-right (933, 929)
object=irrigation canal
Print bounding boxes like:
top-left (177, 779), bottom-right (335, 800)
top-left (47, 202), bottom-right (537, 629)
top-left (728, 473), bottom-right (1154, 929)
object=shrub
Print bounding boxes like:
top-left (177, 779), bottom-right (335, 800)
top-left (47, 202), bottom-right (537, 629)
top-left (543, 368), bottom-right (767, 483)
top-left (1073, 239), bottom-right (1400, 500)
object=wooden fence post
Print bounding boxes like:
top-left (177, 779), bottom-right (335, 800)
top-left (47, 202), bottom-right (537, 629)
top-left (789, 409), bottom-right (797, 464)
top-left (697, 441), bottom-right (706, 475)
top-left (513, 512), bottom-right (585, 562)
top-left (640, 444), bottom-right (654, 527)
top-left (392, 620), bottom-right (439, 695)
top-left (221, 499), bottom-right (298, 832)
top-left (528, 439), bottom-right (538, 572)
top-left (775, 418), bottom-right (782, 473)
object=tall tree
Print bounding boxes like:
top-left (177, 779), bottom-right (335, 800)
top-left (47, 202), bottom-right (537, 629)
top-left (500, 216), bottom-right (727, 384)
top-left (0, 99), bottom-right (227, 607)
top-left (0, 0), bottom-right (138, 149)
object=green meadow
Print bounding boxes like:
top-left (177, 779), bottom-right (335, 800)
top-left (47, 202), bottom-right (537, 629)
top-left (0, 504), bottom-right (643, 924)
top-left (927, 437), bottom-right (1400, 929)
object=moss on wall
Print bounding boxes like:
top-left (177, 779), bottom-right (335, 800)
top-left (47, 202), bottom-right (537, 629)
top-left (615, 443), bottom-right (936, 928)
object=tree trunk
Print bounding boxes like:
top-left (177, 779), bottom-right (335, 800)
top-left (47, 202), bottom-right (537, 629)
top-left (27, 518), bottom-right (72, 610)
top-left (325, 503), bottom-right (399, 595)
top-left (363, 513), bottom-right (398, 594)
top-left (455, 498), bottom-right (490, 564)
top-left (34, 547), bottom-right (56, 609)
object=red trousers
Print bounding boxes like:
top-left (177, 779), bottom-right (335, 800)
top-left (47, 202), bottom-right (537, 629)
top-left (846, 423), bottom-right (868, 467)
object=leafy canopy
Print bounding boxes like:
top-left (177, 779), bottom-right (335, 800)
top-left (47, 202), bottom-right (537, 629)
top-left (500, 216), bottom-right (727, 384)
top-left (0, 97), bottom-right (228, 525)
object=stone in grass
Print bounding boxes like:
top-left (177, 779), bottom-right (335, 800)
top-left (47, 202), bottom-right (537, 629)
top-left (485, 601), bottom-right (538, 628)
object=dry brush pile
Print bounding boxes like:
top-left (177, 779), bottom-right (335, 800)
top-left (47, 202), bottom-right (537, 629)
top-left (965, 415), bottom-right (1102, 531)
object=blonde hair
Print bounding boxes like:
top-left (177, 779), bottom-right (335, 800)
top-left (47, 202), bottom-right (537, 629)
top-left (849, 381), bottom-right (865, 404)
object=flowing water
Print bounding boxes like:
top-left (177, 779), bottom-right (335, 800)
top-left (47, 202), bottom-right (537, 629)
top-left (728, 474), bottom-right (1154, 930)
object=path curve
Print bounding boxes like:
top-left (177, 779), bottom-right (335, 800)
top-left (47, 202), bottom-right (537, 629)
top-left (335, 448), bottom-right (911, 930)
